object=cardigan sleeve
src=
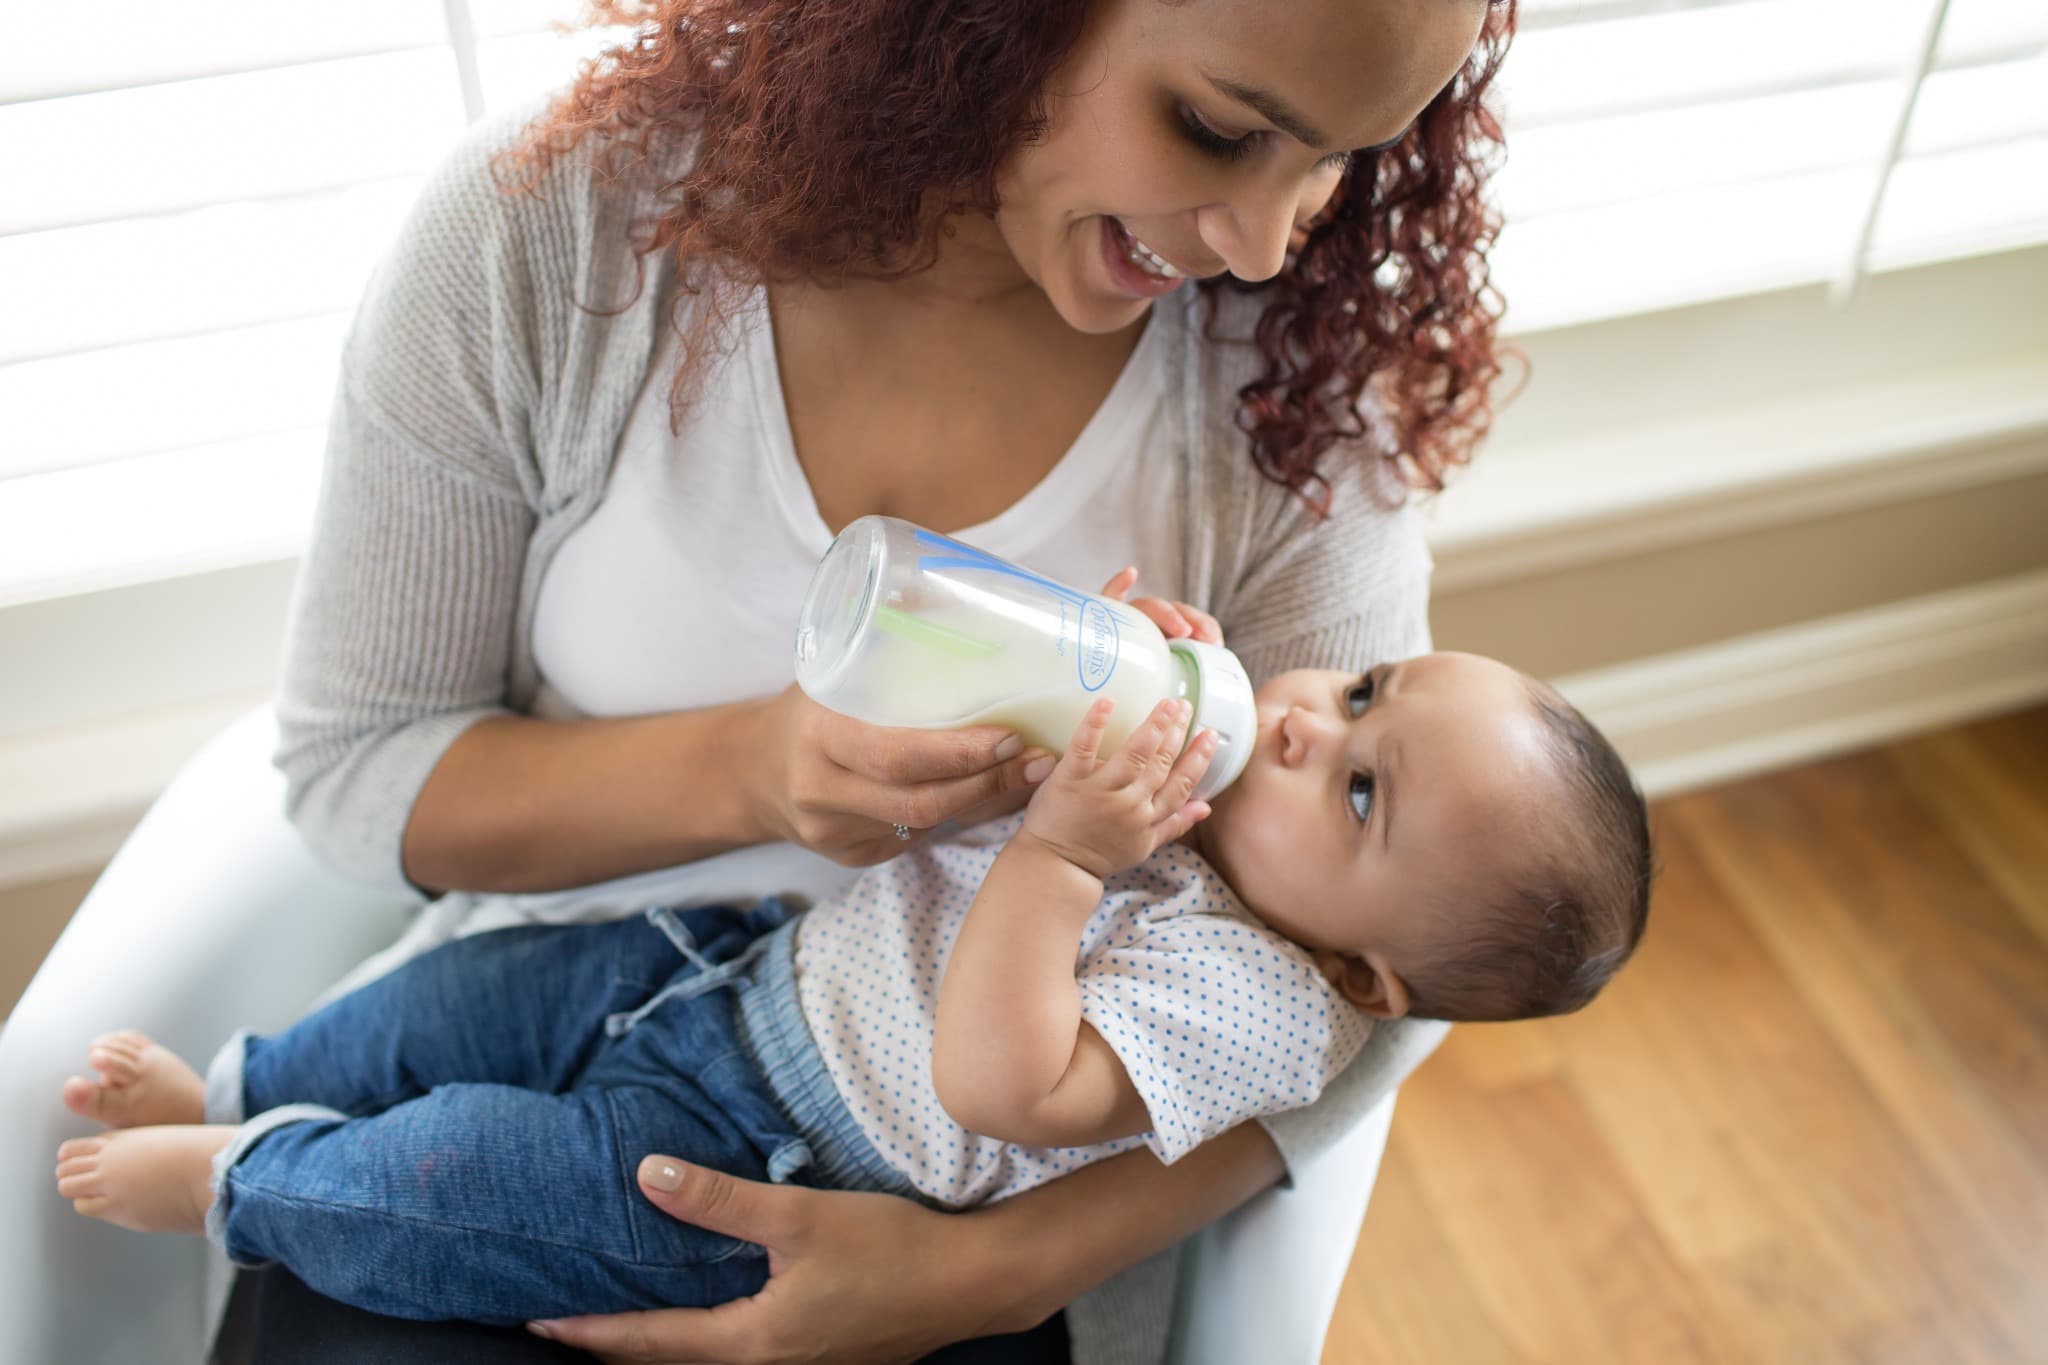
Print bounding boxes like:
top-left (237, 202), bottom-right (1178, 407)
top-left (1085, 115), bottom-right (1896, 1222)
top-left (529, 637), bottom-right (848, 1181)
top-left (272, 112), bottom-right (553, 889)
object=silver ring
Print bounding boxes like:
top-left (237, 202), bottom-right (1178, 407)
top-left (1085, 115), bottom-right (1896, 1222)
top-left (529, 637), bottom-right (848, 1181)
top-left (893, 823), bottom-right (912, 841)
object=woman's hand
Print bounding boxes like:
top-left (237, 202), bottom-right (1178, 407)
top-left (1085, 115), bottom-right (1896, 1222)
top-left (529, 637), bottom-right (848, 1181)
top-left (529, 1158), bottom-right (1032, 1365)
top-left (737, 685), bottom-right (1055, 866)
top-left (1099, 567), bottom-right (1223, 646)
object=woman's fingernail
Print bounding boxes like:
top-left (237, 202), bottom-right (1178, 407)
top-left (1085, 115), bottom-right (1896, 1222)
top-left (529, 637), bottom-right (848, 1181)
top-left (639, 1156), bottom-right (684, 1191)
top-left (527, 1322), bottom-right (556, 1339)
top-left (995, 735), bottom-right (1023, 761)
top-left (1024, 755), bottom-right (1056, 783)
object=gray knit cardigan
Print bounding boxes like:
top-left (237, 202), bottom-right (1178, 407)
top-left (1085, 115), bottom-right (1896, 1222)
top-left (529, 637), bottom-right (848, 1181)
top-left (273, 108), bottom-right (1450, 1365)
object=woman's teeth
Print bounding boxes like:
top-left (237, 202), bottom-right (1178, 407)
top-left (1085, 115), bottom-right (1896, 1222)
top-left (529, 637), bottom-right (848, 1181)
top-left (1119, 224), bottom-right (1182, 280)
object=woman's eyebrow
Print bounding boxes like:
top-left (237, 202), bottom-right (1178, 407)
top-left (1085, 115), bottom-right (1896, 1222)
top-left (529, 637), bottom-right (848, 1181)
top-left (1200, 69), bottom-right (1413, 156)
top-left (1201, 70), bottom-right (1331, 150)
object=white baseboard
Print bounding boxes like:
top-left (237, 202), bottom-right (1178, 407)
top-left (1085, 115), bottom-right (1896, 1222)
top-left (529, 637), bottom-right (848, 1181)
top-left (1552, 569), bottom-right (2048, 799)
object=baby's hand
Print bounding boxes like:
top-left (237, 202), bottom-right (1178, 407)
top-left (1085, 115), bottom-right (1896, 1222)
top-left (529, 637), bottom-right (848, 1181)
top-left (1020, 696), bottom-right (1216, 880)
top-left (1100, 566), bottom-right (1223, 646)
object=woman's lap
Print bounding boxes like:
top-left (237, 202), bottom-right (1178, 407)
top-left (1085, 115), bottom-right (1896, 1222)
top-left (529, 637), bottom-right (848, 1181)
top-left (214, 1267), bottom-right (1073, 1365)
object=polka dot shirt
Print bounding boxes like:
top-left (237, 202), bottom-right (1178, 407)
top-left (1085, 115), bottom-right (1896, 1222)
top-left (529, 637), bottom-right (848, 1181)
top-left (793, 813), bottom-right (1372, 1209)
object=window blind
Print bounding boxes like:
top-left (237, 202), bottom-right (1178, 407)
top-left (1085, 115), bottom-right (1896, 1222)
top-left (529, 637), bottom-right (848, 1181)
top-left (1, 0), bottom-right (2042, 599)
top-left (0, 0), bottom-right (623, 599)
top-left (1494, 0), bottom-right (2048, 329)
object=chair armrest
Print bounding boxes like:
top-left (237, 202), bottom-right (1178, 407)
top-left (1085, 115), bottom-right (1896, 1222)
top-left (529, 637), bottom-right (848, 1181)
top-left (1165, 1091), bottom-right (1399, 1365)
top-left (0, 707), bottom-right (418, 1365)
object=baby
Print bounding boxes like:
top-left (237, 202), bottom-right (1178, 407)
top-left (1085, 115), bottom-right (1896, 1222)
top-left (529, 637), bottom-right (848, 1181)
top-left (53, 611), bottom-right (1651, 1326)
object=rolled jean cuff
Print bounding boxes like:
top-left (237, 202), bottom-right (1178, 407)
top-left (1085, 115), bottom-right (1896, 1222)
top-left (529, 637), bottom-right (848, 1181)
top-left (203, 1028), bottom-right (252, 1125)
top-left (206, 1103), bottom-right (346, 1266)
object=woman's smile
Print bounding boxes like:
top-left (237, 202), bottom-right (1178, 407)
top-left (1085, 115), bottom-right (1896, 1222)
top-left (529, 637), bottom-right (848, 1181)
top-left (1098, 216), bottom-right (1191, 298)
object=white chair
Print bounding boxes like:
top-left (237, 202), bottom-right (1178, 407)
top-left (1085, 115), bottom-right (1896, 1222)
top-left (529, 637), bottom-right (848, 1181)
top-left (0, 708), bottom-right (1411, 1365)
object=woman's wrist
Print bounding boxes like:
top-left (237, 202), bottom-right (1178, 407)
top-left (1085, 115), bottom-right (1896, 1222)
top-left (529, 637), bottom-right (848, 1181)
top-left (943, 1199), bottom-right (1070, 1336)
top-left (693, 692), bottom-right (781, 848)
top-left (969, 1122), bottom-right (1289, 1332)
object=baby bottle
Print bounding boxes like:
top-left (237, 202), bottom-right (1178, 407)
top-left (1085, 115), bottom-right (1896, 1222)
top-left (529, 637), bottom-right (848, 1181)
top-left (794, 516), bottom-right (1256, 802)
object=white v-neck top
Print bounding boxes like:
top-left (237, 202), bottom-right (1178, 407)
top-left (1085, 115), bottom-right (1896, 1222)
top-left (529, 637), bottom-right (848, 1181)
top-left (524, 285), bottom-right (1180, 912)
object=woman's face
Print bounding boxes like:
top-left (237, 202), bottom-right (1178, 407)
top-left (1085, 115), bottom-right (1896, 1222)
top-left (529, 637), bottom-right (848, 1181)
top-left (989, 0), bottom-right (1490, 334)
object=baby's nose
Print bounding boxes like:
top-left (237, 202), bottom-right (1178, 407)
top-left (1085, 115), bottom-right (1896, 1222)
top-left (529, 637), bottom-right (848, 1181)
top-left (1280, 706), bottom-right (1336, 766)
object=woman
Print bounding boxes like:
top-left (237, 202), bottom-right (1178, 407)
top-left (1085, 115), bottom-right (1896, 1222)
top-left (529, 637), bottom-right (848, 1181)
top-left (250, 0), bottom-right (1514, 1359)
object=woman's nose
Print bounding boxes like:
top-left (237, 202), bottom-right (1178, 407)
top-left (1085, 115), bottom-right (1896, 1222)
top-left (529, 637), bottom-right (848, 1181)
top-left (1194, 185), bottom-right (1296, 284)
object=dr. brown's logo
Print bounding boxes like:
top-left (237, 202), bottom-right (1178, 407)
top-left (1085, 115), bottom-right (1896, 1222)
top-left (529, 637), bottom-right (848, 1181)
top-left (1077, 601), bottom-right (1120, 692)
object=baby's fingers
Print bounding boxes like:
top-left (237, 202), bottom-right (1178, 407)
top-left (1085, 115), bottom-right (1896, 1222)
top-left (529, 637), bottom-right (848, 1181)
top-left (1061, 698), bottom-right (1115, 771)
top-left (1151, 799), bottom-right (1212, 848)
top-left (1117, 698), bottom-right (1188, 777)
top-left (1154, 727), bottom-right (1218, 811)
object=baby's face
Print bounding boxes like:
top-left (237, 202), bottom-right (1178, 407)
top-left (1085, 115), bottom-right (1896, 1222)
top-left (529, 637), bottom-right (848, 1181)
top-left (1189, 652), bottom-right (1558, 1017)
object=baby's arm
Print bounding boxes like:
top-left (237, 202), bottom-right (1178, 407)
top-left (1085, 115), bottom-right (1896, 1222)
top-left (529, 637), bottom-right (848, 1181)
top-left (933, 696), bottom-right (1216, 1149)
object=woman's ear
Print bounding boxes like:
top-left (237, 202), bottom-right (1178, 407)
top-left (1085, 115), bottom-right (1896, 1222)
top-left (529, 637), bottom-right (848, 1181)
top-left (1317, 950), bottom-right (1411, 1019)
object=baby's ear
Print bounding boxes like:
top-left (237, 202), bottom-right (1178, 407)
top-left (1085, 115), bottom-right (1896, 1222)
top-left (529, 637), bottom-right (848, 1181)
top-left (1318, 951), bottom-right (1411, 1019)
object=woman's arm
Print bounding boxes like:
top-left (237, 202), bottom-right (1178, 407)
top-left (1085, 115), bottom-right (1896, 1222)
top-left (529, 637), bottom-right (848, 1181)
top-left (280, 115), bottom-right (1054, 895)
top-left (532, 1129), bottom-right (1286, 1365)
top-left (401, 693), bottom-right (1045, 894)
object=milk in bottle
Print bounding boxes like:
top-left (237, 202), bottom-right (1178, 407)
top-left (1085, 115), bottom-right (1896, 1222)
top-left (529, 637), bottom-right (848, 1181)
top-left (794, 516), bottom-right (1255, 802)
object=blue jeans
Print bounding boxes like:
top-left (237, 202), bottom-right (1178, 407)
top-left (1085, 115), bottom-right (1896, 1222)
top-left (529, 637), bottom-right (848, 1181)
top-left (206, 902), bottom-right (852, 1325)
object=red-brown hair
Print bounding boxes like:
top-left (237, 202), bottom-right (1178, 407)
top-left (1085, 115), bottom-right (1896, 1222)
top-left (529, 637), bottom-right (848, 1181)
top-left (499, 0), bottom-right (1516, 506)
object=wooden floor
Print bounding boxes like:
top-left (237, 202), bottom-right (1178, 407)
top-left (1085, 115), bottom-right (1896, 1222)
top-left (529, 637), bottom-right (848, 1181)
top-left (1326, 704), bottom-right (2048, 1365)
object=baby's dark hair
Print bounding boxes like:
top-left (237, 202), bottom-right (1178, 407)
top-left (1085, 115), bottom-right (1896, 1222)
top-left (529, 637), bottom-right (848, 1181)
top-left (1402, 682), bottom-right (1653, 1022)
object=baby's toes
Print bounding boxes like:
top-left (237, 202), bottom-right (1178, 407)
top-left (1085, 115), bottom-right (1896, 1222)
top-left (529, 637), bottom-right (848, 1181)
top-left (54, 1140), bottom-right (107, 1201)
top-left (60, 1074), bottom-right (107, 1123)
top-left (87, 1038), bottom-right (142, 1085)
top-left (57, 1135), bottom-right (107, 1164)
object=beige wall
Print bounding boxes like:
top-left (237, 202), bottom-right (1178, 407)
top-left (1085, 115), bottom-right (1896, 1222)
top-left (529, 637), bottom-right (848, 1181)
top-left (0, 871), bottom-right (93, 1021)
top-left (1434, 462), bottom-right (2048, 678)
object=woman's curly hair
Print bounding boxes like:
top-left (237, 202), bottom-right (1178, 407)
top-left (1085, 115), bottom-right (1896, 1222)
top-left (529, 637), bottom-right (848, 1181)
top-left (498, 0), bottom-right (1516, 506)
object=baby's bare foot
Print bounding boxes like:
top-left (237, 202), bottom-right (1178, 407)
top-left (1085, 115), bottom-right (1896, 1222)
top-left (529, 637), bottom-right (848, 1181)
top-left (61, 1030), bottom-right (205, 1129)
top-left (54, 1126), bottom-right (233, 1235)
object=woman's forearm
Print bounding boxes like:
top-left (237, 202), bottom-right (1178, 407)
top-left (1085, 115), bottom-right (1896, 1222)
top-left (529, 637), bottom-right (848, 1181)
top-left (977, 1122), bottom-right (1289, 1332)
top-left (401, 702), bottom-right (771, 894)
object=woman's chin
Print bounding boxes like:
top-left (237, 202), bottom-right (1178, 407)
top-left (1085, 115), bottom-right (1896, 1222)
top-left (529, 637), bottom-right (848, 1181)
top-left (1049, 286), bottom-right (1154, 336)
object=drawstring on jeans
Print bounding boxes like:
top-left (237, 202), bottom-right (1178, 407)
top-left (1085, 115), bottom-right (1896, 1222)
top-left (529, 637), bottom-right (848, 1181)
top-left (603, 906), bottom-right (768, 1038)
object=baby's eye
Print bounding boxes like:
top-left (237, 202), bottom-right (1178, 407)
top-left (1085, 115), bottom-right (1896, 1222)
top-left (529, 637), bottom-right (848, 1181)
top-left (1348, 772), bottom-right (1376, 823)
top-left (1344, 672), bottom-right (1377, 716)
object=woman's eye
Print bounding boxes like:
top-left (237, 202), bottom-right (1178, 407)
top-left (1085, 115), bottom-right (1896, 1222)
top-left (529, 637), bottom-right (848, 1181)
top-left (1348, 772), bottom-right (1376, 823)
top-left (1344, 672), bottom-right (1376, 716)
top-left (1180, 106), bottom-right (1257, 163)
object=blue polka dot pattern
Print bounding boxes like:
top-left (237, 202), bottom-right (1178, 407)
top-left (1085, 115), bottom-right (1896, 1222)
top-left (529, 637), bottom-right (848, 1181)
top-left (794, 813), bottom-right (1371, 1208)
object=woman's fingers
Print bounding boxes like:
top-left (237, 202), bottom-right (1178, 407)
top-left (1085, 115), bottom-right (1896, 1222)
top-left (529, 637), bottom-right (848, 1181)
top-left (1178, 602), bottom-right (1223, 645)
top-left (532, 1303), bottom-right (736, 1363)
top-left (1098, 565), bottom-right (1139, 602)
top-left (1127, 596), bottom-right (1192, 638)
top-left (529, 1162), bottom-right (799, 1357)
top-left (835, 719), bottom-right (1024, 788)
top-left (644, 1155), bottom-right (795, 1242)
